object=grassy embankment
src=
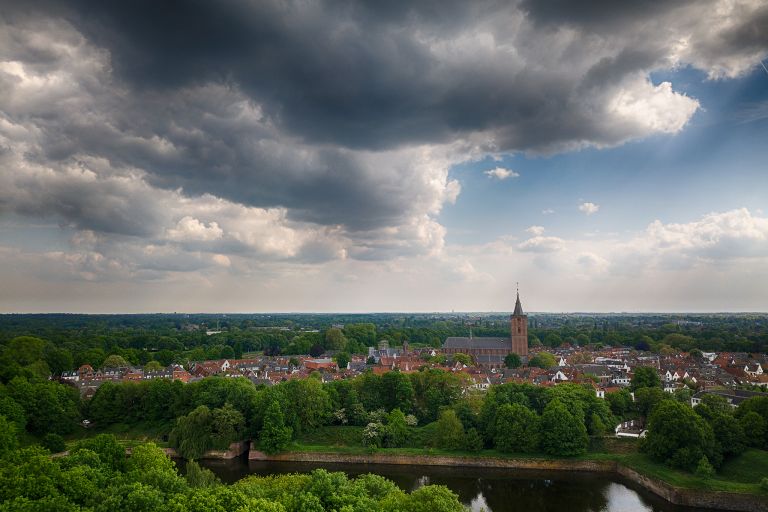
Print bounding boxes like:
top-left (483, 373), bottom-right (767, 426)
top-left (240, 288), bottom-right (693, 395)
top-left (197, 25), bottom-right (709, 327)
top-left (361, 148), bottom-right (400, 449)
top-left (60, 421), bottom-right (172, 450)
top-left (292, 426), bottom-right (768, 495)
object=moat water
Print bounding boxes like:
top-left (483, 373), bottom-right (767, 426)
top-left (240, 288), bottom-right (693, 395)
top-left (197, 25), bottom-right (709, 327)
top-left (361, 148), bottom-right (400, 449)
top-left (190, 458), bottom-right (716, 512)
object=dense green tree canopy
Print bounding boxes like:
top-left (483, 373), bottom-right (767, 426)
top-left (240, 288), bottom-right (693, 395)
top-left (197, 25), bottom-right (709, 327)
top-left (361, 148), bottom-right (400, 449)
top-left (528, 352), bottom-right (556, 369)
top-left (494, 403), bottom-right (539, 453)
top-left (259, 400), bottom-right (292, 455)
top-left (539, 400), bottom-right (589, 456)
top-left (631, 366), bottom-right (662, 391)
top-left (642, 400), bottom-right (720, 471)
top-left (504, 353), bottom-right (521, 369)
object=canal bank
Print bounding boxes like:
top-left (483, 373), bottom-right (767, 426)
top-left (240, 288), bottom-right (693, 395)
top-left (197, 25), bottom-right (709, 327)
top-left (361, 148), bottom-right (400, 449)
top-left (247, 448), bottom-right (767, 512)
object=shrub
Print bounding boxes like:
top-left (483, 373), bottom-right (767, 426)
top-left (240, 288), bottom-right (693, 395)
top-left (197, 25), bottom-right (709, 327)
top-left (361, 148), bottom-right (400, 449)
top-left (464, 428), bottom-right (484, 453)
top-left (435, 410), bottom-right (465, 451)
top-left (42, 433), bottom-right (67, 453)
top-left (695, 456), bottom-right (715, 478)
top-left (362, 422), bottom-right (385, 449)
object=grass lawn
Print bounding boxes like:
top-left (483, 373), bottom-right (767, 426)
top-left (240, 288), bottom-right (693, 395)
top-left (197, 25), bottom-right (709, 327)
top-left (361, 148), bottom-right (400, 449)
top-left (719, 449), bottom-right (768, 484)
top-left (63, 421), bottom-right (171, 449)
top-left (617, 452), bottom-right (766, 494)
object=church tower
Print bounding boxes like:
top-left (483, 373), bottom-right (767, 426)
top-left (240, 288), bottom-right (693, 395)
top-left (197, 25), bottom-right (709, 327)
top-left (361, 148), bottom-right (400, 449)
top-left (510, 287), bottom-right (528, 358)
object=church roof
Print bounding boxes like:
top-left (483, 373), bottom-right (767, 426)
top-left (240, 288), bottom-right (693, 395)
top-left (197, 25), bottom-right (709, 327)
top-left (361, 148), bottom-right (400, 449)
top-left (443, 337), bottom-right (510, 349)
top-left (513, 292), bottom-right (524, 316)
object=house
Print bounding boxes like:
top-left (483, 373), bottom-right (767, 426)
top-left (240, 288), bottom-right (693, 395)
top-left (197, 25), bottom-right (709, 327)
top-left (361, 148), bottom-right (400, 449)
top-left (691, 389), bottom-right (763, 408)
top-left (745, 363), bottom-right (764, 376)
top-left (305, 358), bottom-right (337, 370)
top-left (615, 419), bottom-right (646, 438)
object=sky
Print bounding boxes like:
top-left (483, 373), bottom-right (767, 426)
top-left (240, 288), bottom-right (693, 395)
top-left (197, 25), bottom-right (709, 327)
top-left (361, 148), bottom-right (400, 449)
top-left (0, 0), bottom-right (767, 313)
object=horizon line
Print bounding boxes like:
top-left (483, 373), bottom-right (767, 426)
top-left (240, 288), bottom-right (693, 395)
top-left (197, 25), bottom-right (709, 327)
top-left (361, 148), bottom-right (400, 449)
top-left (1, 310), bottom-right (767, 315)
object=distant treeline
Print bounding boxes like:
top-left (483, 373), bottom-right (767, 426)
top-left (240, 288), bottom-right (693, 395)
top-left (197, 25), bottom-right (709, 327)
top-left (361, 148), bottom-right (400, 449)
top-left (0, 314), bottom-right (766, 378)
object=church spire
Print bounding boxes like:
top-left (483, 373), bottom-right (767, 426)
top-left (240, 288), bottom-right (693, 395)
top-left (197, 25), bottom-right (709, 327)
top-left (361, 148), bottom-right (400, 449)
top-left (513, 284), bottom-right (524, 316)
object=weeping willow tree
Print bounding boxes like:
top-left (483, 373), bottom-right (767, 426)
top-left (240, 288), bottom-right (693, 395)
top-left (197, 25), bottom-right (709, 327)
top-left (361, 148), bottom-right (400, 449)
top-left (169, 405), bottom-right (213, 459)
top-left (170, 403), bottom-right (245, 459)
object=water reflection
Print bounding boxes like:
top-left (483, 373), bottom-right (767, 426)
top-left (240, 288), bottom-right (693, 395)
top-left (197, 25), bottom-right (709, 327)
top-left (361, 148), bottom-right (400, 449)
top-left (188, 458), bottom-right (714, 512)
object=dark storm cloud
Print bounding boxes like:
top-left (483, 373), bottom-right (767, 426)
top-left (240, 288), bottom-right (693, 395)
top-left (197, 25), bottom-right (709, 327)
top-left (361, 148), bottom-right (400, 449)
top-left (0, 0), bottom-right (765, 273)
top-left (1, 0), bottom-right (685, 152)
top-left (519, 0), bottom-right (693, 29)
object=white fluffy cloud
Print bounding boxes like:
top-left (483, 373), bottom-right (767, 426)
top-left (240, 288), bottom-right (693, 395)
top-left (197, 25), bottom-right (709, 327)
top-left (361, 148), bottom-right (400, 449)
top-left (579, 202), bottom-right (600, 215)
top-left (518, 226), bottom-right (565, 253)
top-left (484, 167), bottom-right (519, 180)
top-left (625, 208), bottom-right (768, 268)
top-left (166, 217), bottom-right (223, 242)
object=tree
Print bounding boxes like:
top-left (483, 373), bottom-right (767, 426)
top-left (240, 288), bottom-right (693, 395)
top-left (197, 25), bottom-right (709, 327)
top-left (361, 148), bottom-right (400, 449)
top-left (7, 378), bottom-right (80, 435)
top-left (309, 344), bottom-right (325, 357)
top-left (398, 485), bottom-right (465, 512)
top-left (708, 413), bottom-right (746, 458)
top-left (210, 403), bottom-right (245, 449)
top-left (435, 410), bottom-right (465, 450)
top-left (528, 352), bottom-right (556, 369)
top-left (634, 386), bottom-right (668, 417)
top-left (170, 405), bottom-right (214, 459)
top-left (41, 433), bottom-right (66, 453)
top-left (504, 353), bottom-right (521, 369)
top-left (734, 396), bottom-right (768, 448)
top-left (494, 403), bottom-right (539, 453)
top-left (5, 336), bottom-right (46, 366)
top-left (696, 394), bottom-right (732, 416)
top-left (631, 366), bottom-right (661, 391)
top-left (695, 456), bottom-right (715, 478)
top-left (280, 378), bottom-right (332, 434)
top-left (642, 400), bottom-right (720, 471)
top-left (260, 400), bottom-right (292, 454)
top-left (0, 415), bottom-right (18, 456)
top-left (44, 347), bottom-right (74, 376)
top-left (344, 323), bottom-right (377, 347)
top-left (543, 333), bottom-right (563, 347)
top-left (464, 428), bottom-right (484, 452)
top-left (452, 353), bottom-right (472, 366)
top-left (102, 354), bottom-right (130, 368)
top-left (738, 411), bottom-right (766, 448)
top-left (73, 434), bottom-right (126, 471)
top-left (0, 396), bottom-right (26, 431)
top-left (384, 409), bottom-right (409, 448)
top-left (539, 400), bottom-right (588, 456)
top-left (144, 360), bottom-right (163, 371)
top-left (126, 442), bottom-right (186, 493)
top-left (233, 340), bottom-right (244, 359)
top-left (605, 389), bottom-right (633, 417)
top-left (220, 346), bottom-right (235, 359)
top-left (380, 371), bottom-right (415, 413)
top-left (185, 460), bottom-right (220, 488)
top-left (362, 422), bottom-right (385, 449)
top-left (324, 328), bottom-right (347, 352)
top-left (634, 336), bottom-right (652, 351)
top-left (335, 352), bottom-right (350, 370)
